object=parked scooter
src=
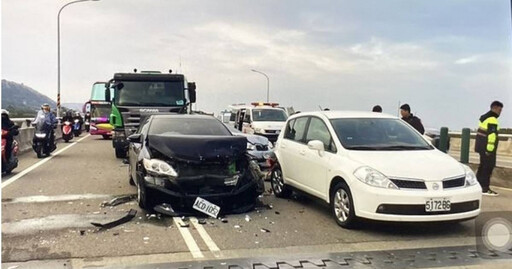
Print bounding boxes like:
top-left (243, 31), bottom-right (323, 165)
top-left (62, 121), bottom-right (73, 143)
top-left (1, 125), bottom-right (19, 174)
top-left (32, 121), bottom-right (56, 158)
top-left (73, 119), bottom-right (82, 137)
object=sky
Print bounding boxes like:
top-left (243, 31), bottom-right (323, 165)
top-left (2, 0), bottom-right (511, 130)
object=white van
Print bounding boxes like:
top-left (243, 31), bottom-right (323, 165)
top-left (231, 103), bottom-right (288, 143)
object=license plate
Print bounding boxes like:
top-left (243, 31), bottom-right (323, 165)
top-left (425, 198), bottom-right (451, 212)
top-left (193, 197), bottom-right (221, 218)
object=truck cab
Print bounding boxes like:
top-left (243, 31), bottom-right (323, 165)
top-left (233, 102), bottom-right (288, 143)
top-left (106, 71), bottom-right (196, 158)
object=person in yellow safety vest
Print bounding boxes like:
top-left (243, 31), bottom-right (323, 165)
top-left (475, 100), bottom-right (503, 196)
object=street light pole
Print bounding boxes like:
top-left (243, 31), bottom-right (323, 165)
top-left (57, 0), bottom-right (99, 117)
top-left (251, 69), bottom-right (270, 103)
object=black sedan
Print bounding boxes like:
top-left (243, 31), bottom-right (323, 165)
top-left (127, 114), bottom-right (264, 215)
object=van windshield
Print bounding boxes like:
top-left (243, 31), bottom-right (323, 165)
top-left (330, 118), bottom-right (433, 150)
top-left (252, 109), bottom-right (287, 122)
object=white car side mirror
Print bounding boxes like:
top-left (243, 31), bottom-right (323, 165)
top-left (307, 140), bottom-right (325, 155)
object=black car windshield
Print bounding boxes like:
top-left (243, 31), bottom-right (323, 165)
top-left (115, 81), bottom-right (185, 107)
top-left (330, 118), bottom-right (433, 150)
top-left (91, 105), bottom-right (111, 118)
top-left (252, 109), bottom-right (287, 122)
top-left (149, 118), bottom-right (232, 136)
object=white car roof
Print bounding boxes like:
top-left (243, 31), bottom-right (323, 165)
top-left (290, 110), bottom-right (397, 120)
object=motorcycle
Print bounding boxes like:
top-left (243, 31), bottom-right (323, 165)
top-left (2, 125), bottom-right (19, 174)
top-left (73, 119), bottom-right (82, 137)
top-left (32, 121), bottom-right (56, 158)
top-left (62, 121), bottom-right (73, 143)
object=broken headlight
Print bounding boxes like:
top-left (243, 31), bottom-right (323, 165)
top-left (143, 158), bottom-right (178, 178)
top-left (247, 142), bottom-right (256, 151)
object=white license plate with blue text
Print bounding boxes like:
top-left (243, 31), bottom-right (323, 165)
top-left (193, 197), bottom-right (221, 218)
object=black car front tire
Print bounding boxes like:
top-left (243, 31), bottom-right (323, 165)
top-left (137, 177), bottom-right (154, 211)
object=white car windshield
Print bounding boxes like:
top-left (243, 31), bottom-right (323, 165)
top-left (252, 109), bottom-right (287, 122)
top-left (330, 118), bottom-right (433, 150)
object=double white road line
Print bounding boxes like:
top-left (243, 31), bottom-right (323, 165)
top-left (173, 217), bottom-right (222, 259)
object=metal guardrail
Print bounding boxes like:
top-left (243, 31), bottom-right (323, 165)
top-left (449, 131), bottom-right (512, 139)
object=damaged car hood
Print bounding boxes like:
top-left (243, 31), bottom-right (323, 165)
top-left (147, 134), bottom-right (247, 163)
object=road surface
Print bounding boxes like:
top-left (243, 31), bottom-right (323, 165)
top-left (2, 135), bottom-right (512, 268)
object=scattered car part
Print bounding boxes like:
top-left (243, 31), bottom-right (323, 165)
top-left (90, 209), bottom-right (137, 230)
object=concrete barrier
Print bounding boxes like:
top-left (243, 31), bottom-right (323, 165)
top-left (450, 137), bottom-right (512, 156)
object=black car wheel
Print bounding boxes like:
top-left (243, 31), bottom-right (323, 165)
top-left (331, 182), bottom-right (358, 229)
top-left (128, 164), bottom-right (135, 186)
top-left (137, 177), bottom-right (154, 210)
top-left (271, 165), bottom-right (291, 198)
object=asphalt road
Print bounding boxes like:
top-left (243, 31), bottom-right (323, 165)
top-left (2, 135), bottom-right (512, 268)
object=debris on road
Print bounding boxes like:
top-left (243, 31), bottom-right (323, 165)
top-left (260, 228), bottom-right (271, 233)
top-left (245, 215), bottom-right (251, 222)
top-left (198, 219), bottom-right (207, 225)
top-left (220, 218), bottom-right (228, 223)
top-left (90, 209), bottom-right (137, 230)
top-left (154, 203), bottom-right (177, 217)
top-left (123, 229), bottom-right (134, 233)
top-left (79, 230), bottom-right (85, 236)
top-left (275, 211), bottom-right (280, 215)
top-left (234, 225), bottom-right (241, 229)
top-left (101, 194), bottom-right (136, 207)
top-left (113, 232), bottom-right (119, 236)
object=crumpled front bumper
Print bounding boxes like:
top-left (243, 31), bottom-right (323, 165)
top-left (144, 173), bottom-right (263, 216)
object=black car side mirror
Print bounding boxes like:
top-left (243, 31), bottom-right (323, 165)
top-left (128, 133), bottom-right (142, 143)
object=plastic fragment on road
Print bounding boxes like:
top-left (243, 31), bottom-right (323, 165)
top-left (153, 203), bottom-right (178, 217)
top-left (234, 225), bottom-right (241, 229)
top-left (90, 209), bottom-right (137, 230)
top-left (220, 218), bottom-right (228, 223)
top-left (245, 215), bottom-right (251, 222)
top-left (260, 228), bottom-right (271, 233)
top-left (101, 194), bottom-right (136, 207)
top-left (198, 219), bottom-right (207, 225)
top-left (275, 211), bottom-right (280, 215)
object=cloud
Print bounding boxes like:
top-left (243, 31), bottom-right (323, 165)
top-left (454, 55), bottom-right (480, 65)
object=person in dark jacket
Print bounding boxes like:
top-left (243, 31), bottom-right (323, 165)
top-left (2, 109), bottom-right (18, 160)
top-left (61, 111), bottom-right (74, 123)
top-left (475, 101), bottom-right (503, 196)
top-left (400, 104), bottom-right (424, 134)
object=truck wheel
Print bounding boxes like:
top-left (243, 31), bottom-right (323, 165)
top-left (115, 146), bottom-right (126, 158)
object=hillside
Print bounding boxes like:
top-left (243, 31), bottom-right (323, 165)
top-left (1, 79), bottom-right (57, 117)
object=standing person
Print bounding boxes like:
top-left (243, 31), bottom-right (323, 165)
top-left (475, 101), bottom-right (503, 196)
top-left (372, 105), bottom-right (382, 112)
top-left (400, 104), bottom-right (425, 134)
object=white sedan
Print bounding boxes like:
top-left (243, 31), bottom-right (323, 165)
top-left (271, 111), bottom-right (482, 228)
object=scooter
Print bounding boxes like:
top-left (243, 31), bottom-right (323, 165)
top-left (33, 121), bottom-right (56, 158)
top-left (73, 119), bottom-right (82, 137)
top-left (62, 121), bottom-right (73, 143)
top-left (2, 126), bottom-right (19, 174)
